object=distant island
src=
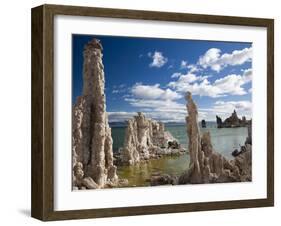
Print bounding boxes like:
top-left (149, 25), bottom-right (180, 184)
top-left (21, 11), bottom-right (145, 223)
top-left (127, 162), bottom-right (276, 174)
top-left (216, 110), bottom-right (251, 128)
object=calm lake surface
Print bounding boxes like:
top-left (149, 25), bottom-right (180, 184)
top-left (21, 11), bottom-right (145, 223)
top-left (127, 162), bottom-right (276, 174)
top-left (111, 122), bottom-right (248, 186)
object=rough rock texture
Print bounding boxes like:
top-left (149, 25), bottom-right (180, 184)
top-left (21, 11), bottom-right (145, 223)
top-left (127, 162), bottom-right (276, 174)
top-left (150, 174), bottom-right (178, 186)
top-left (178, 92), bottom-right (252, 184)
top-left (118, 112), bottom-right (184, 165)
top-left (182, 92), bottom-right (203, 183)
top-left (73, 162), bottom-right (99, 190)
top-left (232, 123), bottom-right (252, 157)
top-left (72, 39), bottom-right (119, 189)
top-left (233, 144), bottom-right (252, 181)
top-left (216, 110), bottom-right (250, 128)
top-left (119, 118), bottom-right (140, 165)
top-left (201, 119), bottom-right (206, 128)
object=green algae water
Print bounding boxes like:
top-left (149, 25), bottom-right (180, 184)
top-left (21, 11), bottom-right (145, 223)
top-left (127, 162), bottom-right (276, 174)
top-left (111, 122), bottom-right (248, 187)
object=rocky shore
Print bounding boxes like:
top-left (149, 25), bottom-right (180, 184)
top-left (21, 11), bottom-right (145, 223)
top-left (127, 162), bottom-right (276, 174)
top-left (114, 112), bottom-right (185, 166)
top-left (150, 92), bottom-right (252, 186)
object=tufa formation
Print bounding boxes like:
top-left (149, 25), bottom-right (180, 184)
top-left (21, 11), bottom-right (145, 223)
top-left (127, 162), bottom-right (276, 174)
top-left (151, 92), bottom-right (252, 186)
top-left (201, 119), bottom-right (206, 128)
top-left (216, 110), bottom-right (250, 128)
top-left (117, 112), bottom-right (184, 165)
top-left (179, 92), bottom-right (252, 184)
top-left (72, 39), bottom-right (120, 189)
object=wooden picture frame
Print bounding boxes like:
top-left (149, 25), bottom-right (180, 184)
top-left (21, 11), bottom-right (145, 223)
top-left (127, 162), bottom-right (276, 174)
top-left (31, 4), bottom-right (274, 221)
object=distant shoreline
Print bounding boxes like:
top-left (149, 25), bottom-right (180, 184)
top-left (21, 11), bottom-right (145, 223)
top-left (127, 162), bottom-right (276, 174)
top-left (109, 121), bottom-right (217, 128)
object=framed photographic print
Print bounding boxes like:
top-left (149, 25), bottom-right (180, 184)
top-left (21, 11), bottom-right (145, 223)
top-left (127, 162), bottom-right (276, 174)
top-left (31, 4), bottom-right (274, 221)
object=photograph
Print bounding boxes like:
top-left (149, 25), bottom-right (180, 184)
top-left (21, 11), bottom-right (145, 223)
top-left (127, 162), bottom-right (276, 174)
top-left (30, 4), bottom-right (274, 220)
top-left (71, 35), bottom-right (253, 190)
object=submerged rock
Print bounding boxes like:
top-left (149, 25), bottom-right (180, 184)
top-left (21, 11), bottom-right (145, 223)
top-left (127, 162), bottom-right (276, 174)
top-left (150, 174), bottom-right (178, 186)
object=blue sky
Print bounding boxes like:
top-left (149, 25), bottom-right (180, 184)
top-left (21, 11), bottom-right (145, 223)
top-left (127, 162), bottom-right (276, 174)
top-left (72, 34), bottom-right (252, 123)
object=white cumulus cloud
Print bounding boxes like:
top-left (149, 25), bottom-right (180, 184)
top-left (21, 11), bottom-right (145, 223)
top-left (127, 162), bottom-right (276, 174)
top-left (122, 98), bottom-right (186, 123)
top-left (180, 60), bottom-right (188, 69)
top-left (213, 100), bottom-right (252, 113)
top-left (125, 98), bottom-right (185, 111)
top-left (149, 51), bottom-right (168, 68)
top-left (171, 72), bottom-right (182, 78)
top-left (121, 83), bottom-right (185, 123)
top-left (187, 64), bottom-right (199, 73)
top-left (198, 47), bottom-right (252, 72)
top-left (131, 83), bottom-right (181, 100)
top-left (168, 69), bottom-right (252, 98)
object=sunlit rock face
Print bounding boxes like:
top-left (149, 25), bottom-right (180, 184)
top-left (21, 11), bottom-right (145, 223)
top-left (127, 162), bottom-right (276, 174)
top-left (72, 39), bottom-right (118, 189)
top-left (119, 112), bottom-right (184, 165)
top-left (179, 92), bottom-right (252, 184)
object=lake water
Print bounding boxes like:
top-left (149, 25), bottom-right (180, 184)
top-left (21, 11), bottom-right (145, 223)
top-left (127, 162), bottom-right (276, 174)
top-left (112, 122), bottom-right (248, 186)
